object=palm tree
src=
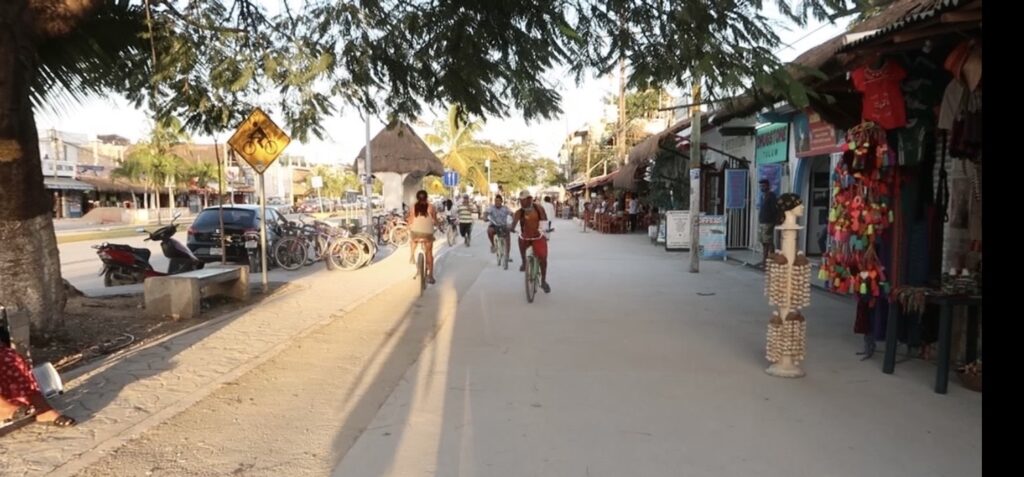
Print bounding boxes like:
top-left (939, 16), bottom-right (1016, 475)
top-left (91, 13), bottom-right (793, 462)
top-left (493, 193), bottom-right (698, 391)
top-left (424, 105), bottom-right (496, 194)
top-left (186, 161), bottom-right (217, 208)
top-left (111, 155), bottom-right (146, 209)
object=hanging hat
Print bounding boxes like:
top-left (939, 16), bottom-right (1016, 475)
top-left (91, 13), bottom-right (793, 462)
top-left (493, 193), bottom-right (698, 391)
top-left (519, 190), bottom-right (532, 200)
top-left (962, 41), bottom-right (982, 91)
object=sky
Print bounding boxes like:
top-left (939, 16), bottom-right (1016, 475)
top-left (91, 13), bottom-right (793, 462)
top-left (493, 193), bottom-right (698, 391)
top-left (35, 4), bottom-right (851, 166)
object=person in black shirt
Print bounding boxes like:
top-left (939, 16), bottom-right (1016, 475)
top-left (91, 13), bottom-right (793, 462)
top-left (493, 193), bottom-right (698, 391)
top-left (758, 179), bottom-right (780, 267)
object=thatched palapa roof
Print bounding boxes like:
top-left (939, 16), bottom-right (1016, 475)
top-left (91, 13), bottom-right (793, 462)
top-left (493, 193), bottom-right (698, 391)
top-left (355, 122), bottom-right (444, 176)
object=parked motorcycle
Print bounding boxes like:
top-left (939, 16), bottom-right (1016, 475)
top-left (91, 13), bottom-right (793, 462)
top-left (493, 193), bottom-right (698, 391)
top-left (93, 212), bottom-right (204, 286)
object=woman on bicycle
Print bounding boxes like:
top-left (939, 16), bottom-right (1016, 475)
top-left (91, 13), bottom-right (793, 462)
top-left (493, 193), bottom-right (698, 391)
top-left (408, 190), bottom-right (438, 284)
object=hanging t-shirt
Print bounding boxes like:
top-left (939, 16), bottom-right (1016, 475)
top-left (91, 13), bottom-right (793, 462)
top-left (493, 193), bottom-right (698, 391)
top-left (851, 60), bottom-right (908, 130)
top-left (937, 80), bottom-right (965, 131)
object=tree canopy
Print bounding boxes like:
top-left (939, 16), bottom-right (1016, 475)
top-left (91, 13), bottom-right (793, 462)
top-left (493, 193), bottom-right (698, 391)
top-left (33, 0), bottom-right (859, 143)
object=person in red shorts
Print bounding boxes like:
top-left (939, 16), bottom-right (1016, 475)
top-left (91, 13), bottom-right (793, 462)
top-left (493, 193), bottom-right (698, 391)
top-left (511, 190), bottom-right (551, 293)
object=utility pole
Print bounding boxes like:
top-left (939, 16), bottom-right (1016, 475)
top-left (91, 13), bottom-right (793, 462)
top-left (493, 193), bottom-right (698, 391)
top-left (689, 80), bottom-right (703, 274)
top-left (618, 56), bottom-right (627, 166)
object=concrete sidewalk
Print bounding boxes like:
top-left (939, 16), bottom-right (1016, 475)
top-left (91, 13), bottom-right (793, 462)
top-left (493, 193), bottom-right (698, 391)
top-left (0, 242), bottom-right (449, 476)
top-left (335, 221), bottom-right (981, 477)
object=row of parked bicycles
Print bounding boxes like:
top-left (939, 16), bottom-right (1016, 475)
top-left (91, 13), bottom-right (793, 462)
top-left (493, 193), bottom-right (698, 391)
top-left (268, 210), bottom-right (422, 273)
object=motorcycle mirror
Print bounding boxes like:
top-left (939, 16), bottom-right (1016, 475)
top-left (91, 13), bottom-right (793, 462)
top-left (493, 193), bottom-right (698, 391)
top-left (173, 211), bottom-right (182, 220)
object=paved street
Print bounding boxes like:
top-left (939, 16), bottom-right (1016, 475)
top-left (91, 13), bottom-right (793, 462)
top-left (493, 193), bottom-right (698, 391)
top-left (8, 218), bottom-right (980, 477)
top-left (59, 215), bottom-right (324, 295)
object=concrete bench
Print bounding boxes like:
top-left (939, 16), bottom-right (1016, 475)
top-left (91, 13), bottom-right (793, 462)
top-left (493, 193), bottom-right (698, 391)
top-left (144, 266), bottom-right (249, 320)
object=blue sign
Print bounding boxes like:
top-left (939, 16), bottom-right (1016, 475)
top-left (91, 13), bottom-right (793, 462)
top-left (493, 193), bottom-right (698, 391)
top-left (725, 169), bottom-right (748, 210)
top-left (442, 170), bottom-right (460, 187)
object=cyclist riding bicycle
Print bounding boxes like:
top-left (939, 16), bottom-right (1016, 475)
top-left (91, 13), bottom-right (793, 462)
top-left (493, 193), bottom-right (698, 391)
top-left (408, 190), bottom-right (439, 284)
top-left (486, 195), bottom-right (513, 262)
top-left (511, 190), bottom-right (551, 293)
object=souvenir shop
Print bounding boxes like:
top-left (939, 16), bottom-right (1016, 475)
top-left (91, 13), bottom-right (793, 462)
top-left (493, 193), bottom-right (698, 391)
top-left (816, 10), bottom-right (982, 392)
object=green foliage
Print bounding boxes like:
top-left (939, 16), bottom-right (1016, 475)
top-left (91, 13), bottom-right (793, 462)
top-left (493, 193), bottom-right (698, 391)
top-left (32, 0), bottom-right (857, 142)
top-left (572, 0), bottom-right (856, 107)
top-left (309, 164), bottom-right (360, 199)
top-left (424, 105), bottom-right (496, 193)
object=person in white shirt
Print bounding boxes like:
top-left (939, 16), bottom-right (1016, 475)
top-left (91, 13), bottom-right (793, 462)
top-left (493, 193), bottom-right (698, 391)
top-left (541, 196), bottom-right (556, 233)
top-left (627, 193), bottom-right (639, 232)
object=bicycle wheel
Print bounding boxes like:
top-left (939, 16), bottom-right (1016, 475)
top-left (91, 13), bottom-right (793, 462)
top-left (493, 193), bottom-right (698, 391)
top-left (391, 226), bottom-right (411, 247)
top-left (502, 240), bottom-right (509, 270)
top-left (329, 239), bottom-right (363, 271)
top-left (417, 253), bottom-right (426, 296)
top-left (273, 237), bottom-right (305, 271)
top-left (495, 236), bottom-right (503, 266)
top-left (351, 235), bottom-right (374, 268)
top-left (355, 233), bottom-right (378, 259)
top-left (525, 255), bottom-right (536, 303)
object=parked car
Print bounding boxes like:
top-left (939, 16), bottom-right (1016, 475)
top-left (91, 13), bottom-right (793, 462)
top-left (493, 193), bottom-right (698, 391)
top-left (187, 205), bottom-right (286, 265)
top-left (266, 197), bottom-right (293, 214)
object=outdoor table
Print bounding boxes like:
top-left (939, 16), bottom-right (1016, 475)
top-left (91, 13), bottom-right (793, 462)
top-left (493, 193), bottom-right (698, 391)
top-left (883, 293), bottom-right (982, 394)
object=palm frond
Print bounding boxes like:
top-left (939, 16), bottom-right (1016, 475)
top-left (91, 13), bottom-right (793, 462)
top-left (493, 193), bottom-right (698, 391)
top-left (32, 0), bottom-right (149, 115)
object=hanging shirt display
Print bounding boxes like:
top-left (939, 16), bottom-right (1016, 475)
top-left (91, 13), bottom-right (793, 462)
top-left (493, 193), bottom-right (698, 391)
top-left (851, 60), bottom-right (908, 130)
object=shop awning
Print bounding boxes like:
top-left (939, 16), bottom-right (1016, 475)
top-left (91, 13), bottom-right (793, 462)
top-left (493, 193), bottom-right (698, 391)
top-left (78, 176), bottom-right (148, 194)
top-left (44, 177), bottom-right (95, 191)
top-left (585, 171), bottom-right (619, 189)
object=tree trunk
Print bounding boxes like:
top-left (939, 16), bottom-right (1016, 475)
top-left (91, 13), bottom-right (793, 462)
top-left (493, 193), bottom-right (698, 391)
top-left (0, 1), bottom-right (65, 333)
top-left (155, 186), bottom-right (161, 224)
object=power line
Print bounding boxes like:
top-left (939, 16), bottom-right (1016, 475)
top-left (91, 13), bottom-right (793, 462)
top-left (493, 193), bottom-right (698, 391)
top-left (774, 21), bottom-right (835, 54)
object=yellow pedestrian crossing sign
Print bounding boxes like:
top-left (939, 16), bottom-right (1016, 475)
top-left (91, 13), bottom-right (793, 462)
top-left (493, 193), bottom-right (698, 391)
top-left (228, 108), bottom-right (291, 174)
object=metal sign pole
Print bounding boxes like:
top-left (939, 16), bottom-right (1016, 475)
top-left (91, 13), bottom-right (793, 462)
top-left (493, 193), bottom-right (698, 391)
top-left (364, 115), bottom-right (373, 232)
top-left (258, 172), bottom-right (268, 293)
top-left (216, 140), bottom-right (226, 265)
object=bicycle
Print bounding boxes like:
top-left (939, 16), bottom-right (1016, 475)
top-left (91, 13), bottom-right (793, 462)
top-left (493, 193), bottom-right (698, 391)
top-left (521, 228), bottom-right (552, 303)
top-left (273, 221), bottom-right (321, 271)
top-left (493, 225), bottom-right (510, 270)
top-left (241, 126), bottom-right (278, 156)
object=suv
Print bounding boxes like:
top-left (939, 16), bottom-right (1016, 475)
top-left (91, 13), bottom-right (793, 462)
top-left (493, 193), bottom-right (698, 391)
top-left (187, 205), bottom-right (286, 266)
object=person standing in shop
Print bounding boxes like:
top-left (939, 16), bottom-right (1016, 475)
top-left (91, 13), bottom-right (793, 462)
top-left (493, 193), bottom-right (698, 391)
top-left (758, 178), bottom-right (781, 268)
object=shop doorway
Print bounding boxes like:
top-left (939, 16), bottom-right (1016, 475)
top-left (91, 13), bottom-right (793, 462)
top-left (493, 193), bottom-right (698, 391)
top-left (806, 157), bottom-right (831, 255)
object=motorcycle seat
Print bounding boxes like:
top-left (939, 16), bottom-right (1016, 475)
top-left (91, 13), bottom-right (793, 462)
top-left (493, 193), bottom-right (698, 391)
top-left (133, 248), bottom-right (152, 261)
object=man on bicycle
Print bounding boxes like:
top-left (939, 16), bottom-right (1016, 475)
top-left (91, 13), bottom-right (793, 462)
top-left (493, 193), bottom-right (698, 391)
top-left (457, 194), bottom-right (477, 246)
top-left (485, 195), bottom-right (512, 262)
top-left (511, 190), bottom-right (550, 293)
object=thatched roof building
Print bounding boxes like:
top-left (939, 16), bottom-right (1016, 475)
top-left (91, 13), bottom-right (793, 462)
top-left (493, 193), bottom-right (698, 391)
top-left (355, 122), bottom-right (444, 177)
